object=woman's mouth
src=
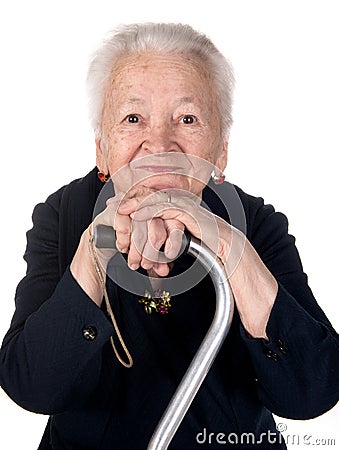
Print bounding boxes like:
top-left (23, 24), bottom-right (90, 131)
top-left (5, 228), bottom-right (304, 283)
top-left (134, 165), bottom-right (185, 173)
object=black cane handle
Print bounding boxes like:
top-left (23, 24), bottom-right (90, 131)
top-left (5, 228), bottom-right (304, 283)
top-left (93, 224), bottom-right (191, 256)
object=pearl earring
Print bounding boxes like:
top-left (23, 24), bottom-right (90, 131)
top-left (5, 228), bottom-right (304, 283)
top-left (211, 171), bottom-right (225, 185)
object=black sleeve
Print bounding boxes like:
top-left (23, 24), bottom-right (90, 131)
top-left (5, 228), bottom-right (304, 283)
top-left (0, 195), bottom-right (113, 414)
top-left (240, 198), bottom-right (339, 419)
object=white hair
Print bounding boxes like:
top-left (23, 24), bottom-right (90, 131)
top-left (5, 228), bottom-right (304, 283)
top-left (87, 23), bottom-right (235, 139)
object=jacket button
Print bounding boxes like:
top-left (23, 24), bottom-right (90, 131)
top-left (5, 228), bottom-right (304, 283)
top-left (276, 339), bottom-right (287, 354)
top-left (264, 348), bottom-right (280, 361)
top-left (82, 326), bottom-right (97, 341)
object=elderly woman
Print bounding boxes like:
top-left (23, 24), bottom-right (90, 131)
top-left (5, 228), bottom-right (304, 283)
top-left (0, 23), bottom-right (338, 450)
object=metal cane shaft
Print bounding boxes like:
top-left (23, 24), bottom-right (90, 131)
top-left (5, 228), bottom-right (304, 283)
top-left (93, 226), bottom-right (234, 450)
top-left (147, 237), bottom-right (234, 449)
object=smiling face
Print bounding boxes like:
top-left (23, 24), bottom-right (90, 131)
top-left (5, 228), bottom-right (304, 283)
top-left (96, 52), bottom-right (228, 195)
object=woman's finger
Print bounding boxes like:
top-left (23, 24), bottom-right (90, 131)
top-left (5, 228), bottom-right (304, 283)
top-left (117, 185), bottom-right (159, 213)
top-left (114, 213), bottom-right (132, 253)
top-left (127, 220), bottom-right (148, 270)
top-left (119, 189), bottom-right (197, 215)
top-left (132, 203), bottom-right (199, 235)
top-left (140, 218), bottom-right (167, 269)
top-left (163, 219), bottom-right (185, 259)
top-left (151, 262), bottom-right (171, 277)
top-left (93, 194), bottom-right (132, 253)
top-left (133, 203), bottom-right (221, 258)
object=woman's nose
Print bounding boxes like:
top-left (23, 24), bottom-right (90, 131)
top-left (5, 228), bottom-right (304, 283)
top-left (141, 124), bottom-right (180, 153)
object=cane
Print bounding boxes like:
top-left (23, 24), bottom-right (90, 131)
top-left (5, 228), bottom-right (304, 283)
top-left (94, 225), bottom-right (234, 450)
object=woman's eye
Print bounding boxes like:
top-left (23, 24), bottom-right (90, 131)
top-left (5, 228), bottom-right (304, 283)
top-left (180, 115), bottom-right (197, 124)
top-left (125, 114), bottom-right (139, 123)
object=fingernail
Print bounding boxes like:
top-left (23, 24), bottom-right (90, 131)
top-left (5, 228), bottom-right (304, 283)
top-left (129, 263), bottom-right (139, 270)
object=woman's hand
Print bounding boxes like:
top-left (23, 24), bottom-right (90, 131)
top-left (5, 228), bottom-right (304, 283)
top-left (70, 226), bottom-right (105, 307)
top-left (70, 187), bottom-right (182, 307)
top-left (96, 187), bottom-right (185, 276)
top-left (121, 189), bottom-right (278, 339)
top-left (118, 189), bottom-right (234, 268)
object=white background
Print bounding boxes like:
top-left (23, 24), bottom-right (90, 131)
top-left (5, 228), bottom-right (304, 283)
top-left (0, 1), bottom-right (338, 448)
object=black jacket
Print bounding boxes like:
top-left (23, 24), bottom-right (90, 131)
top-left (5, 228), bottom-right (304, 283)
top-left (0, 168), bottom-right (338, 449)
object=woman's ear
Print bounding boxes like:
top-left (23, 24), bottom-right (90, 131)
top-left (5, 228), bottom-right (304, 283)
top-left (215, 141), bottom-right (228, 172)
top-left (95, 137), bottom-right (109, 173)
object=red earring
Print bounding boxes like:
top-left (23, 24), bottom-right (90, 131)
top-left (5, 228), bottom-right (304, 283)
top-left (98, 171), bottom-right (110, 182)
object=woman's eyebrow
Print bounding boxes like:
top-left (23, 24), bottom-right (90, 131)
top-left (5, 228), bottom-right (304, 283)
top-left (177, 96), bottom-right (194, 105)
top-left (125, 97), bottom-right (145, 104)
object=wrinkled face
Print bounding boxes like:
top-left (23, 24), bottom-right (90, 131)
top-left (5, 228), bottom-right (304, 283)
top-left (96, 52), bottom-right (228, 195)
